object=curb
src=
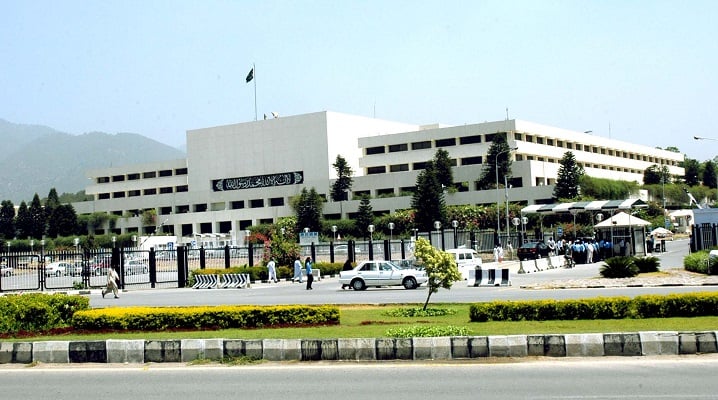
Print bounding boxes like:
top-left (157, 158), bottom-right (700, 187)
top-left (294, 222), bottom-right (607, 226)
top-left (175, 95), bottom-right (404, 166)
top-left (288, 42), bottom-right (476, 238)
top-left (2, 331), bottom-right (717, 364)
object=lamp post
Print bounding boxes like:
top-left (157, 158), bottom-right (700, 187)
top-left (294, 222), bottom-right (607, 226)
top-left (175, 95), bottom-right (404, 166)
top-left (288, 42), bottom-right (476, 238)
top-left (40, 239), bottom-right (45, 255)
top-left (569, 209), bottom-right (579, 239)
top-left (411, 228), bottom-right (419, 241)
top-left (521, 216), bottom-right (528, 244)
top-left (111, 236), bottom-right (116, 249)
top-left (495, 146), bottom-right (518, 247)
top-left (505, 175), bottom-right (510, 246)
top-left (6, 241), bottom-right (10, 253)
top-left (331, 225), bottom-right (337, 242)
top-left (388, 222), bottom-right (394, 242)
top-left (368, 224), bottom-right (374, 242)
top-left (434, 220), bottom-right (444, 250)
top-left (30, 239), bottom-right (34, 253)
top-left (132, 235), bottom-right (137, 249)
top-left (451, 220), bottom-right (458, 249)
top-left (73, 237), bottom-right (80, 253)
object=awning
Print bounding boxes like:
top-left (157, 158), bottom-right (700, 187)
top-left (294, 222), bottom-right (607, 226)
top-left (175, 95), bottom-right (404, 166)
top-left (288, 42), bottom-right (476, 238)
top-left (521, 199), bottom-right (647, 215)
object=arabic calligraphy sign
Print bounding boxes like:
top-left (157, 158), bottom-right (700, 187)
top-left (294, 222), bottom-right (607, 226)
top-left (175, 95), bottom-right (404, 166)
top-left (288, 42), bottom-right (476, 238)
top-left (212, 171), bottom-right (304, 192)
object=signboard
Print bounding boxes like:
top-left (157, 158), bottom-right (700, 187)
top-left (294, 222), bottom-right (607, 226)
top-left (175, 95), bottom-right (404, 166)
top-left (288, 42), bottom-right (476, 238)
top-left (212, 171), bottom-right (304, 192)
top-left (557, 227), bottom-right (564, 237)
top-left (299, 231), bottom-right (319, 245)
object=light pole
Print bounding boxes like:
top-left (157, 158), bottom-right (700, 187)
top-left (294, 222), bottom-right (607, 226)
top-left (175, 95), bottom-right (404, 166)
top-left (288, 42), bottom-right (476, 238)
top-left (6, 241), bottom-right (10, 253)
top-left (331, 225), bottom-right (337, 242)
top-left (569, 209), bottom-right (579, 240)
top-left (132, 235), bottom-right (137, 249)
top-left (495, 146), bottom-right (518, 247)
top-left (111, 236), bottom-right (116, 249)
top-left (451, 220), bottom-right (458, 248)
top-left (434, 220), bottom-right (444, 250)
top-left (521, 216), bottom-right (528, 244)
top-left (505, 175), bottom-right (510, 246)
top-left (368, 224), bottom-right (374, 242)
top-left (30, 239), bottom-right (34, 253)
top-left (73, 237), bottom-right (80, 253)
top-left (388, 222), bottom-right (394, 242)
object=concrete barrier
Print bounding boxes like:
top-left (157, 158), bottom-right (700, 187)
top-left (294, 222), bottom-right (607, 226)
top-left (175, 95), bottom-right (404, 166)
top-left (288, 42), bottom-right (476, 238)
top-left (0, 331), bottom-right (716, 364)
top-left (469, 268), bottom-right (510, 286)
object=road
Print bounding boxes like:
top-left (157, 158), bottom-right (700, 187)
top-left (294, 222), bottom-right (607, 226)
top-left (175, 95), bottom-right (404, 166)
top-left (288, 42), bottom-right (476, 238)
top-left (2, 356), bottom-right (717, 399)
top-left (88, 239), bottom-right (718, 307)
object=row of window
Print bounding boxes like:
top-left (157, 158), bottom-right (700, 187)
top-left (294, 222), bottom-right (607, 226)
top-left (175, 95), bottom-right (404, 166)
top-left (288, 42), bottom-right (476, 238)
top-left (367, 157), bottom-right (479, 175)
top-left (515, 154), bottom-right (654, 175)
top-left (365, 133), bottom-right (492, 156)
top-left (96, 167), bottom-right (188, 184)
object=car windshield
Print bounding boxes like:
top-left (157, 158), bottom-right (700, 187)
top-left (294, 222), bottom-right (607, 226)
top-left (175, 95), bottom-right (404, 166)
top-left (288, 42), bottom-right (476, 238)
top-left (520, 242), bottom-right (539, 249)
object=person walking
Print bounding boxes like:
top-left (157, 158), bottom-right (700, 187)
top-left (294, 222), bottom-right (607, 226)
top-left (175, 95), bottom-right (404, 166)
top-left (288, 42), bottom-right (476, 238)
top-left (292, 256), bottom-right (303, 283)
top-left (341, 259), bottom-right (353, 290)
top-left (267, 257), bottom-right (278, 283)
top-left (305, 257), bottom-right (314, 290)
top-left (101, 266), bottom-right (120, 298)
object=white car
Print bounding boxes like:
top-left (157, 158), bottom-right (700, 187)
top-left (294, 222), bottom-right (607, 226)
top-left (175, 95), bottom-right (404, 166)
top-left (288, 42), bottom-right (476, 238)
top-left (124, 259), bottom-right (149, 275)
top-left (45, 261), bottom-right (75, 277)
top-left (445, 248), bottom-right (482, 280)
top-left (338, 260), bottom-right (427, 291)
top-left (1, 263), bottom-right (12, 277)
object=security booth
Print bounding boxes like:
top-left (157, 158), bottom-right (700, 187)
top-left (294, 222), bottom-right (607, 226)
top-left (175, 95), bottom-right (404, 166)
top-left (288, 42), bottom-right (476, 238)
top-left (520, 199), bottom-right (649, 258)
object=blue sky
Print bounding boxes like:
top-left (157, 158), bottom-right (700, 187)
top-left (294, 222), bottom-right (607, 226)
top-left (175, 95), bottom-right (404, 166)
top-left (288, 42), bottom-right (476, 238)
top-left (2, 1), bottom-right (717, 161)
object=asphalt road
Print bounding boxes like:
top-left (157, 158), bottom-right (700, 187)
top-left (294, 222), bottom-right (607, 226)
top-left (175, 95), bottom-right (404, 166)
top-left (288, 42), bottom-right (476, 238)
top-left (2, 356), bottom-right (717, 400)
top-left (89, 239), bottom-right (718, 307)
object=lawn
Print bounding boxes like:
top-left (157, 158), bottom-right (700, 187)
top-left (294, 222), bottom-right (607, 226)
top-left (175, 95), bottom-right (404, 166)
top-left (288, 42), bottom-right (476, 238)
top-left (14, 303), bottom-right (718, 341)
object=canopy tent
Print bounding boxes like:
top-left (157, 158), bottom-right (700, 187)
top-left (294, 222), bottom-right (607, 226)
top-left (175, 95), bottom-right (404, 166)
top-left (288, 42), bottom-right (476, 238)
top-left (650, 227), bottom-right (672, 236)
top-left (520, 199), bottom-right (647, 215)
top-left (594, 211), bottom-right (651, 227)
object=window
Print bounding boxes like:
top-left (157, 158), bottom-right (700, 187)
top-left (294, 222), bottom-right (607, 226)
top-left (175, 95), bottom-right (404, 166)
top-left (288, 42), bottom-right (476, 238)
top-left (112, 175), bottom-right (125, 182)
top-left (176, 205), bottom-right (189, 214)
top-left (367, 166), bottom-right (386, 174)
top-left (128, 190), bottom-right (141, 197)
top-left (231, 201), bottom-right (245, 209)
top-left (250, 199), bottom-right (264, 208)
top-left (366, 146), bottom-right (385, 155)
top-left (112, 191), bottom-right (125, 198)
top-left (547, 139), bottom-right (554, 146)
top-left (97, 176), bottom-right (110, 184)
top-left (127, 173), bottom-right (140, 180)
top-left (175, 168), bottom-right (188, 175)
top-left (376, 188), bottom-right (394, 197)
top-left (159, 169), bottom-right (172, 177)
top-left (514, 133), bottom-right (523, 141)
top-left (160, 207), bottom-right (172, 215)
top-left (411, 141), bottom-right (431, 150)
top-left (388, 143), bottom-right (408, 152)
top-left (435, 138), bottom-right (456, 147)
top-left (159, 187), bottom-right (173, 194)
top-left (98, 193), bottom-right (110, 200)
top-left (269, 197), bottom-right (284, 207)
top-left (459, 135), bottom-right (482, 145)
top-left (143, 188), bottom-right (157, 195)
top-left (176, 185), bottom-right (188, 192)
top-left (194, 203), bottom-right (207, 212)
top-left (536, 137), bottom-right (544, 144)
top-left (143, 171), bottom-right (156, 179)
top-left (389, 164), bottom-right (409, 172)
top-left (525, 135), bottom-right (534, 143)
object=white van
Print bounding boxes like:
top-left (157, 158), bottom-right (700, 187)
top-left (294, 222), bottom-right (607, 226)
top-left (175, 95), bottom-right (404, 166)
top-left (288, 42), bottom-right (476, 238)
top-left (445, 248), bottom-right (482, 280)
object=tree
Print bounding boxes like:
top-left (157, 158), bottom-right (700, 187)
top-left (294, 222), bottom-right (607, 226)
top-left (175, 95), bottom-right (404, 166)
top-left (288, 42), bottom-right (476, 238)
top-left (553, 151), bottom-right (584, 200)
top-left (15, 201), bottom-right (31, 238)
top-left (330, 155), bottom-right (353, 202)
top-left (411, 161), bottom-right (447, 232)
top-left (292, 187), bottom-right (323, 234)
top-left (413, 237), bottom-right (462, 310)
top-left (53, 204), bottom-right (79, 237)
top-left (703, 160), bottom-right (717, 189)
top-left (0, 200), bottom-right (15, 239)
top-left (28, 194), bottom-right (46, 239)
top-left (683, 158), bottom-right (701, 187)
top-left (354, 195), bottom-right (374, 239)
top-left (45, 188), bottom-right (62, 237)
top-left (478, 134), bottom-right (513, 190)
top-left (433, 149), bottom-right (454, 189)
top-left (643, 165), bottom-right (662, 185)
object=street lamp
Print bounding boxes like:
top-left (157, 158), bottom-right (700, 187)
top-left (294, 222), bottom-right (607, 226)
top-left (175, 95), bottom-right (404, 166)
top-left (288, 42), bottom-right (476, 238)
top-left (73, 237), bottom-right (80, 253)
top-left (30, 239), bottom-right (34, 253)
top-left (495, 146), bottom-right (518, 246)
top-left (569, 209), bottom-right (579, 239)
top-left (132, 235), bottom-right (137, 249)
top-left (388, 222), bottom-right (395, 242)
top-left (111, 236), bottom-right (116, 248)
top-left (521, 216), bottom-right (528, 244)
top-left (6, 241), bottom-right (10, 253)
top-left (331, 225), bottom-right (337, 242)
top-left (411, 228), bottom-right (419, 241)
top-left (40, 239), bottom-right (45, 255)
top-left (451, 220), bottom-right (458, 248)
top-left (434, 220), bottom-right (444, 250)
top-left (368, 224), bottom-right (374, 241)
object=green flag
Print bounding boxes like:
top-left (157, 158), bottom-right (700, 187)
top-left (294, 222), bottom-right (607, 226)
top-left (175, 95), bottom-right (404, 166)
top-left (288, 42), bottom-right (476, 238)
top-left (245, 68), bottom-right (254, 83)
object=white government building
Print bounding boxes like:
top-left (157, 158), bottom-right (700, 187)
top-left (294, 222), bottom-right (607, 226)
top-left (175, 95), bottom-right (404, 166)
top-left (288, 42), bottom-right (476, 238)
top-left (73, 111), bottom-right (684, 246)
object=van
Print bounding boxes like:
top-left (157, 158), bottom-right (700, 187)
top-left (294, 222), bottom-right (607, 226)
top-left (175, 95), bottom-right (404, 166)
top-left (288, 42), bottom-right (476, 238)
top-left (445, 248), bottom-right (482, 280)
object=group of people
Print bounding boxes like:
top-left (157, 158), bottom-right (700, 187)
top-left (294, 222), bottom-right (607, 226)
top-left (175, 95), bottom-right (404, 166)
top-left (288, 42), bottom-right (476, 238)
top-left (265, 255), bottom-right (315, 289)
top-left (546, 237), bottom-right (627, 265)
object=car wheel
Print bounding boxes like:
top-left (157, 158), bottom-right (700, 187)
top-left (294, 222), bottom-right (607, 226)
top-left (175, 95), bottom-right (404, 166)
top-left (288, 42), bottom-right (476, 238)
top-left (351, 279), bottom-right (366, 291)
top-left (403, 277), bottom-right (417, 290)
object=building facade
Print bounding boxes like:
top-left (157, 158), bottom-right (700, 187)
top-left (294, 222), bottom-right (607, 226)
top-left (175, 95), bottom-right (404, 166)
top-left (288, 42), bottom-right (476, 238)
top-left (73, 111), bottom-right (684, 245)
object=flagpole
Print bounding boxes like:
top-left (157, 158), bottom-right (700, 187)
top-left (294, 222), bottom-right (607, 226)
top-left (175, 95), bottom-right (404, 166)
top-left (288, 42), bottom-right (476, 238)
top-left (253, 63), bottom-right (257, 121)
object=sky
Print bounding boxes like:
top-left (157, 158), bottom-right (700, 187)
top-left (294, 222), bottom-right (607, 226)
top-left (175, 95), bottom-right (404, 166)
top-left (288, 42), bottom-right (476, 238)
top-left (2, 0), bottom-right (717, 161)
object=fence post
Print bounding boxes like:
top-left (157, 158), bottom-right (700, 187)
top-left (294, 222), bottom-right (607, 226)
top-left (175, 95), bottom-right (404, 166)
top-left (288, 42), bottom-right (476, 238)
top-left (400, 239), bottom-right (406, 260)
top-left (248, 244), bottom-right (254, 267)
top-left (200, 246), bottom-right (206, 269)
top-left (149, 247), bottom-right (156, 288)
top-left (112, 247), bottom-right (123, 290)
top-left (310, 242), bottom-right (316, 263)
top-left (330, 241), bottom-right (335, 264)
top-left (176, 245), bottom-right (187, 288)
top-left (224, 245), bottom-right (230, 269)
top-left (349, 239), bottom-right (355, 263)
top-left (384, 239), bottom-right (390, 261)
top-left (368, 239), bottom-right (374, 261)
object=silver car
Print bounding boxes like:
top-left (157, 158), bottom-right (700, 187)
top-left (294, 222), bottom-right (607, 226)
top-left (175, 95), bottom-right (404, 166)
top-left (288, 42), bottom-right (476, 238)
top-left (338, 260), bottom-right (427, 291)
top-left (123, 260), bottom-right (149, 275)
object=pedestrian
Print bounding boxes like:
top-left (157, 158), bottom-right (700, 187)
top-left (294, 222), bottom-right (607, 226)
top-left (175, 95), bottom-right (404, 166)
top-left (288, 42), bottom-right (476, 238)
top-left (305, 257), bottom-right (314, 290)
top-left (101, 266), bottom-right (120, 299)
top-left (341, 259), bottom-right (353, 290)
top-left (547, 237), bottom-right (556, 256)
top-left (267, 257), bottom-right (278, 283)
top-left (293, 256), bottom-right (303, 283)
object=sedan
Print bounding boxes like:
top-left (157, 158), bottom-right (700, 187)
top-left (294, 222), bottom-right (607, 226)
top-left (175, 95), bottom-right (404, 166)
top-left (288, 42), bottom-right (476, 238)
top-left (338, 260), bottom-right (427, 291)
top-left (1, 263), bottom-right (12, 277)
top-left (517, 241), bottom-right (551, 261)
top-left (124, 260), bottom-right (149, 275)
top-left (45, 261), bottom-right (75, 277)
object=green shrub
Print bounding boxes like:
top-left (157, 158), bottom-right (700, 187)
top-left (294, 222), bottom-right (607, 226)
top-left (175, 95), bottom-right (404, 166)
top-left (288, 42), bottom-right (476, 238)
top-left (469, 292), bottom-right (718, 322)
top-left (684, 250), bottom-right (716, 274)
top-left (632, 256), bottom-right (661, 273)
top-left (382, 307), bottom-right (457, 317)
top-left (599, 256), bottom-right (638, 278)
top-left (0, 293), bottom-right (90, 336)
top-left (385, 325), bottom-right (472, 338)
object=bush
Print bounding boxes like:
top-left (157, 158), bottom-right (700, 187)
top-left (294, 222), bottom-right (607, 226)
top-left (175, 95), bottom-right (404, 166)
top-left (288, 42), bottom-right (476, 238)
top-left (632, 256), bottom-right (661, 273)
top-left (385, 325), bottom-right (472, 338)
top-left (0, 293), bottom-right (90, 336)
top-left (599, 256), bottom-right (638, 278)
top-left (684, 250), bottom-right (716, 274)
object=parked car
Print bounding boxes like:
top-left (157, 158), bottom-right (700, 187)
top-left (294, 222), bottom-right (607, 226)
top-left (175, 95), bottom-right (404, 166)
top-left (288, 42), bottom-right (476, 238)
top-left (124, 259), bottom-right (149, 275)
top-left (1, 263), bottom-right (12, 277)
top-left (45, 261), bottom-right (75, 277)
top-left (517, 241), bottom-right (551, 261)
top-left (338, 260), bottom-right (427, 291)
top-left (334, 244), bottom-right (360, 254)
top-left (445, 248), bottom-right (482, 280)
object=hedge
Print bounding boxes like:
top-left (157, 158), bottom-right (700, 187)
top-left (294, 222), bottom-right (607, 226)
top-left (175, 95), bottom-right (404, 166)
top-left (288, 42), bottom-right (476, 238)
top-left (72, 304), bottom-right (340, 331)
top-left (469, 292), bottom-right (718, 322)
top-left (0, 293), bottom-right (90, 335)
